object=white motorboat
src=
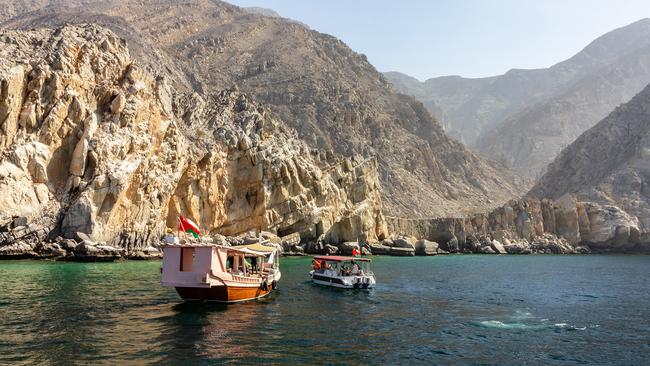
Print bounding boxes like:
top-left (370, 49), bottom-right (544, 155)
top-left (309, 255), bottom-right (376, 289)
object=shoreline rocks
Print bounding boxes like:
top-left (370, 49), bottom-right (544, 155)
top-left (386, 195), bottom-right (650, 254)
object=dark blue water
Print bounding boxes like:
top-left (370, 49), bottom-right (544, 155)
top-left (0, 255), bottom-right (648, 365)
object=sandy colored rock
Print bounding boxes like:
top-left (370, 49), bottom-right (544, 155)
top-left (0, 25), bottom-right (386, 252)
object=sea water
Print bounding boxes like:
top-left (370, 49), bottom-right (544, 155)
top-left (0, 255), bottom-right (648, 365)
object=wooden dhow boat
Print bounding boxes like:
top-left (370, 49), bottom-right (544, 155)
top-left (161, 240), bottom-right (281, 303)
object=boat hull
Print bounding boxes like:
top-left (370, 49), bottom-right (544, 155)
top-left (311, 273), bottom-right (375, 289)
top-left (175, 283), bottom-right (275, 303)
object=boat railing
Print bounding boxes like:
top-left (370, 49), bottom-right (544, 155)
top-left (231, 274), bottom-right (262, 283)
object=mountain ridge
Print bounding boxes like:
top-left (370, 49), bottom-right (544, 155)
top-left (385, 18), bottom-right (650, 177)
top-left (0, 0), bottom-right (526, 217)
top-left (529, 83), bottom-right (650, 235)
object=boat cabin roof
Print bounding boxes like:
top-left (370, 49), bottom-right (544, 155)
top-left (313, 255), bottom-right (371, 262)
top-left (160, 242), bottom-right (277, 257)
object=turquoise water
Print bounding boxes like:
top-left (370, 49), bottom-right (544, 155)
top-left (0, 255), bottom-right (648, 365)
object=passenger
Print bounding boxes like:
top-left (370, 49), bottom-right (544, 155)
top-left (312, 259), bottom-right (321, 271)
top-left (351, 262), bottom-right (360, 275)
top-left (342, 263), bottom-right (351, 276)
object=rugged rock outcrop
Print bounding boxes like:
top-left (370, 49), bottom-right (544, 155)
top-left (386, 195), bottom-right (647, 253)
top-left (0, 0), bottom-right (525, 218)
top-left (0, 25), bottom-right (387, 254)
top-left (529, 83), bottom-right (650, 249)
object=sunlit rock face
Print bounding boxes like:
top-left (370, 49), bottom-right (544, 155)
top-left (0, 0), bottom-right (526, 219)
top-left (0, 25), bottom-right (386, 251)
top-left (530, 83), bottom-right (650, 250)
top-left (386, 195), bottom-right (644, 253)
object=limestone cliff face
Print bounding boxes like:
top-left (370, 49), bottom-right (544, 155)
top-left (529, 83), bottom-right (650, 245)
top-left (0, 25), bottom-right (386, 250)
top-left (0, 0), bottom-right (526, 218)
top-left (386, 194), bottom-right (645, 253)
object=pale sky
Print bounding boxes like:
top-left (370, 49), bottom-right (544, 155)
top-left (227, 0), bottom-right (650, 81)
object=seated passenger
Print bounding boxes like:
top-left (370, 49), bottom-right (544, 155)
top-left (312, 259), bottom-right (322, 271)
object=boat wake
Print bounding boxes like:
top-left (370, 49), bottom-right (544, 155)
top-left (473, 310), bottom-right (596, 331)
top-left (477, 320), bottom-right (546, 330)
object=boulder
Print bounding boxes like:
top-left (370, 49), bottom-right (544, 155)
top-left (415, 239), bottom-right (439, 255)
top-left (281, 232), bottom-right (300, 249)
top-left (338, 241), bottom-right (360, 255)
top-left (59, 238), bottom-right (78, 251)
top-left (304, 241), bottom-right (323, 254)
top-left (368, 242), bottom-right (390, 255)
top-left (445, 237), bottom-right (459, 253)
top-left (127, 246), bottom-right (162, 260)
top-left (389, 246), bottom-right (415, 256)
top-left (76, 232), bottom-right (94, 243)
top-left (73, 241), bottom-right (121, 261)
top-left (260, 231), bottom-right (281, 244)
top-left (211, 234), bottom-right (229, 246)
top-left (11, 216), bottom-right (28, 228)
top-left (480, 246), bottom-right (497, 254)
top-left (504, 242), bottom-right (532, 254)
top-left (290, 244), bottom-right (305, 255)
top-left (96, 245), bottom-right (120, 255)
top-left (74, 242), bottom-right (99, 255)
top-left (490, 240), bottom-right (507, 254)
top-left (392, 236), bottom-right (416, 249)
top-left (110, 93), bottom-right (126, 114)
top-left (0, 241), bottom-right (36, 258)
top-left (36, 242), bottom-right (67, 258)
top-left (325, 244), bottom-right (339, 255)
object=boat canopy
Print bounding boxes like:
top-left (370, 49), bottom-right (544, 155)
top-left (231, 243), bottom-right (278, 256)
top-left (313, 255), bottom-right (371, 262)
top-left (161, 242), bottom-right (275, 257)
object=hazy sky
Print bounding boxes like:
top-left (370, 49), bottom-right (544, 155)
top-left (227, 0), bottom-right (650, 80)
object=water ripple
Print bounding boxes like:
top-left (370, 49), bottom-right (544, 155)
top-left (0, 255), bottom-right (648, 364)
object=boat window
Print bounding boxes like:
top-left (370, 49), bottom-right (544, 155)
top-left (180, 247), bottom-right (195, 272)
top-left (226, 256), bottom-right (238, 273)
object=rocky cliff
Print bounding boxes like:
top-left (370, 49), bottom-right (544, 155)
top-left (529, 83), bottom-right (650, 242)
top-left (0, 0), bottom-right (525, 218)
top-left (0, 25), bottom-right (387, 256)
top-left (386, 194), bottom-right (647, 254)
top-left (386, 19), bottom-right (650, 178)
top-left (476, 43), bottom-right (650, 178)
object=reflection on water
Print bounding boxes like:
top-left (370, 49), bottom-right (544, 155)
top-left (1, 255), bottom-right (649, 365)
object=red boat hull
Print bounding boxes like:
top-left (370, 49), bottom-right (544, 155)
top-left (175, 284), bottom-right (274, 303)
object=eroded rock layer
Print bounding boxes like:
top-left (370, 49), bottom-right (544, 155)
top-left (0, 0), bottom-right (526, 218)
top-left (0, 25), bottom-right (386, 253)
top-left (386, 195), bottom-right (648, 254)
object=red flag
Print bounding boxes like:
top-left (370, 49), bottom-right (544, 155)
top-left (178, 215), bottom-right (201, 238)
top-left (352, 248), bottom-right (360, 257)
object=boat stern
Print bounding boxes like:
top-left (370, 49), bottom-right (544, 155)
top-left (160, 245), bottom-right (218, 288)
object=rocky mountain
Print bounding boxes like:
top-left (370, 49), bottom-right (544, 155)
top-left (0, 0), bottom-right (525, 217)
top-left (387, 194), bottom-right (645, 254)
top-left (0, 25), bottom-right (387, 254)
top-left (382, 71), bottom-right (449, 132)
top-left (385, 18), bottom-right (650, 178)
top-left (242, 6), bottom-right (282, 18)
top-left (529, 83), bottom-right (650, 247)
